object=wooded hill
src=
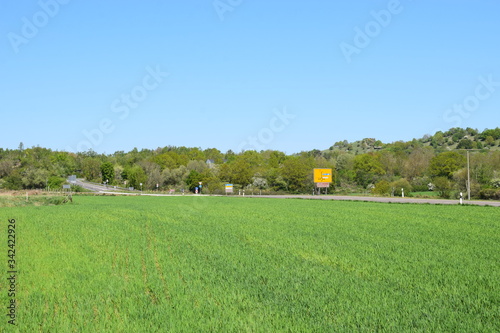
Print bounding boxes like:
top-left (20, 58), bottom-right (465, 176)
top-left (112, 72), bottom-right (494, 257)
top-left (329, 127), bottom-right (500, 154)
top-left (1, 127), bottom-right (499, 199)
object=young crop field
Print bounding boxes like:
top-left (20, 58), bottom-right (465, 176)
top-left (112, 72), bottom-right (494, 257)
top-left (1, 196), bottom-right (499, 332)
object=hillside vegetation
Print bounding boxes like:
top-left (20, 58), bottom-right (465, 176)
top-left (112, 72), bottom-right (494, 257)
top-left (1, 127), bottom-right (499, 199)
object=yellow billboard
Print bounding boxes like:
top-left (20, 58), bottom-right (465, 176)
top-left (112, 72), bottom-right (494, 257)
top-left (314, 168), bottom-right (332, 183)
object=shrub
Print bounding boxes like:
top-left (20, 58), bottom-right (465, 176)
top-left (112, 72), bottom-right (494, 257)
top-left (47, 176), bottom-right (65, 189)
top-left (390, 178), bottom-right (412, 197)
top-left (372, 180), bottom-right (390, 195)
top-left (479, 189), bottom-right (500, 200)
top-left (491, 179), bottom-right (500, 188)
top-left (433, 177), bottom-right (452, 198)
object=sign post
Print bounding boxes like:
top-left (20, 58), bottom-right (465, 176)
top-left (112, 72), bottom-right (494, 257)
top-left (225, 184), bottom-right (233, 194)
top-left (313, 168), bottom-right (332, 195)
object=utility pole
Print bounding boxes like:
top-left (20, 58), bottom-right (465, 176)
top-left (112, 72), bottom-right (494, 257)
top-left (456, 148), bottom-right (481, 201)
top-left (467, 150), bottom-right (471, 201)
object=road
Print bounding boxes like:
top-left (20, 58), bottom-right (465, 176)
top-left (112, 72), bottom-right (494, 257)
top-left (73, 179), bottom-right (500, 207)
top-left (73, 179), bottom-right (121, 192)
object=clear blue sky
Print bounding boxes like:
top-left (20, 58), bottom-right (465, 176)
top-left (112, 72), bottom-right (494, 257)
top-left (1, 1), bottom-right (499, 154)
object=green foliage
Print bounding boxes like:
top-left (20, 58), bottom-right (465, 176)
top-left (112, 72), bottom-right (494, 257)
top-left (429, 152), bottom-right (466, 179)
top-left (150, 151), bottom-right (188, 169)
top-left (456, 138), bottom-right (474, 149)
top-left (265, 168), bottom-right (288, 191)
top-left (372, 180), bottom-right (390, 195)
top-left (82, 158), bottom-right (101, 181)
top-left (281, 156), bottom-right (314, 192)
top-left (390, 178), bottom-right (412, 197)
top-left (478, 127), bottom-right (500, 140)
top-left (219, 156), bottom-right (255, 188)
top-left (126, 165), bottom-right (147, 189)
top-left (353, 153), bottom-right (384, 187)
top-left (433, 177), bottom-right (452, 198)
top-left (185, 170), bottom-right (203, 191)
top-left (2, 170), bottom-right (23, 190)
top-left (47, 176), bottom-right (65, 189)
top-left (21, 167), bottom-right (49, 189)
top-left (100, 162), bottom-right (115, 183)
top-left (0, 127), bottom-right (499, 196)
top-left (479, 188), bottom-right (500, 200)
top-left (162, 166), bottom-right (189, 186)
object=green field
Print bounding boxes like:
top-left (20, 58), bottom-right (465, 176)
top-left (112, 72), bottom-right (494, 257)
top-left (1, 196), bottom-right (499, 332)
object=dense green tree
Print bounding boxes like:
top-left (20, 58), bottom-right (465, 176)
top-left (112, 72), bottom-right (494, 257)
top-left (353, 153), bottom-right (384, 187)
top-left (457, 138), bottom-right (474, 149)
top-left (21, 167), bottom-right (49, 189)
top-left (47, 176), bottom-right (66, 189)
top-left (204, 148), bottom-right (224, 164)
top-left (185, 170), bottom-right (203, 192)
top-left (335, 153), bottom-right (355, 185)
top-left (82, 158), bottom-right (101, 181)
top-left (265, 150), bottom-right (286, 168)
top-left (485, 136), bottom-right (495, 146)
top-left (281, 156), bottom-right (314, 193)
top-left (2, 170), bottom-right (23, 190)
top-left (478, 128), bottom-right (500, 140)
top-left (100, 162), bottom-right (115, 184)
top-left (433, 177), bottom-right (452, 198)
top-left (126, 165), bottom-right (147, 189)
top-left (429, 152), bottom-right (466, 178)
top-left (222, 157), bottom-right (254, 188)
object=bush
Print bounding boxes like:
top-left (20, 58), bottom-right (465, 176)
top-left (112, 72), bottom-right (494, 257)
top-left (479, 189), bottom-right (500, 200)
top-left (48, 176), bottom-right (65, 189)
top-left (412, 184), bottom-right (429, 192)
top-left (433, 177), bottom-right (452, 198)
top-left (410, 176), bottom-right (432, 192)
top-left (390, 178), bottom-right (412, 197)
top-left (2, 172), bottom-right (23, 190)
top-left (372, 180), bottom-right (390, 195)
top-left (70, 185), bottom-right (91, 193)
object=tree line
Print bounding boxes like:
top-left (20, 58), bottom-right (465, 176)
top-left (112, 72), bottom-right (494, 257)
top-left (1, 127), bottom-right (499, 199)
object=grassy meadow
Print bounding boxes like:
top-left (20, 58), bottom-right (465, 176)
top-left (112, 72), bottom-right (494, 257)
top-left (1, 196), bottom-right (499, 332)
